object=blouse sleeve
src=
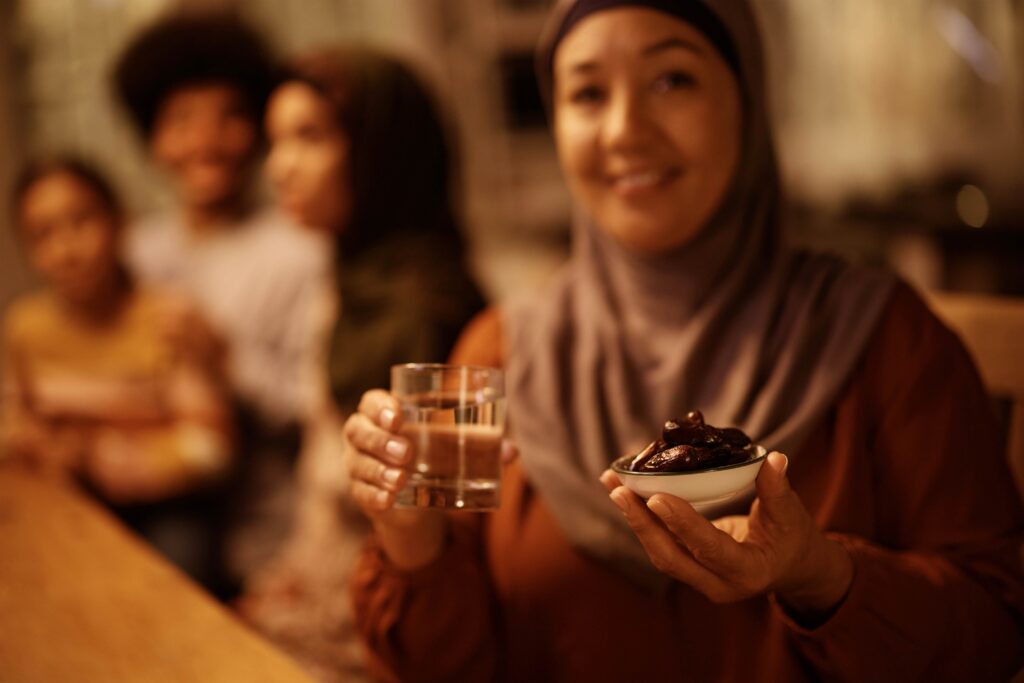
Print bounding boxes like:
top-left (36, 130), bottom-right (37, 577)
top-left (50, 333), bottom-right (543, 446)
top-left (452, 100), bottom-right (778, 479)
top-left (351, 516), bottom-right (500, 683)
top-left (779, 283), bottom-right (1024, 682)
top-left (350, 307), bottom-right (506, 683)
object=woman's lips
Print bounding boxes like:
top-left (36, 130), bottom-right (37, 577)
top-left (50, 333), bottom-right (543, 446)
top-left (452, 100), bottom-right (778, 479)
top-left (607, 168), bottom-right (681, 197)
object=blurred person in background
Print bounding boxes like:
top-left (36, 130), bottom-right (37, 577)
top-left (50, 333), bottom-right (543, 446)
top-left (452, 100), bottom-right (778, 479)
top-left (112, 11), bottom-right (333, 593)
top-left (1, 157), bottom-right (234, 587)
top-left (234, 47), bottom-right (484, 682)
top-left (341, 0), bottom-right (1024, 681)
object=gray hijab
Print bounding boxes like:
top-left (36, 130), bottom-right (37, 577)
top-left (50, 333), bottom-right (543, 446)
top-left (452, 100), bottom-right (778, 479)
top-left (505, 0), bottom-right (895, 589)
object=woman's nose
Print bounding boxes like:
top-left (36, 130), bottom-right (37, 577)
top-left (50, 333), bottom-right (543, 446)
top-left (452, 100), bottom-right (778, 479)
top-left (265, 144), bottom-right (296, 188)
top-left (602, 88), bottom-right (653, 153)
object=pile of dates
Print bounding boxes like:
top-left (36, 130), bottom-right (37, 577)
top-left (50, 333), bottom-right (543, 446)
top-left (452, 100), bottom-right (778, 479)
top-left (626, 410), bottom-right (754, 473)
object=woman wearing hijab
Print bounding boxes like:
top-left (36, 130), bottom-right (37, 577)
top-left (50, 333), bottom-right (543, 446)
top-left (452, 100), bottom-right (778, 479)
top-left (343, 1), bottom-right (1024, 681)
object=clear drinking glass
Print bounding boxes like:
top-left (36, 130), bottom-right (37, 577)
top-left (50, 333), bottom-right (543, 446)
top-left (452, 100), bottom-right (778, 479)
top-left (391, 364), bottom-right (506, 510)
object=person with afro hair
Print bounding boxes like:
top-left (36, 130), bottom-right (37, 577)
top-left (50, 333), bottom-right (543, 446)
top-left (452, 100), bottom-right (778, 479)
top-left (112, 11), bottom-right (333, 593)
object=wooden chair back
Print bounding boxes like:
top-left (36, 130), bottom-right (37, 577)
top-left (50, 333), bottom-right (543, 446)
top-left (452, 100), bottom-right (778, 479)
top-left (925, 291), bottom-right (1024, 496)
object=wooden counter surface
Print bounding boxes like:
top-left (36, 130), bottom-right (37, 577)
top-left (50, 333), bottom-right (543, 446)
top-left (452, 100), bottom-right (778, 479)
top-left (0, 468), bottom-right (314, 682)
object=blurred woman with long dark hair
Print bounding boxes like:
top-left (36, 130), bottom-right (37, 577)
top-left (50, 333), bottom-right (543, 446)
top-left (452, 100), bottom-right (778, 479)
top-left (236, 47), bottom-right (484, 682)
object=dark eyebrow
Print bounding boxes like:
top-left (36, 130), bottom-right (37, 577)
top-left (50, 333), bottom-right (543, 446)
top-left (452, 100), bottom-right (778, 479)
top-left (568, 60), bottom-right (599, 75)
top-left (564, 37), bottom-right (703, 75)
top-left (643, 37), bottom-right (704, 56)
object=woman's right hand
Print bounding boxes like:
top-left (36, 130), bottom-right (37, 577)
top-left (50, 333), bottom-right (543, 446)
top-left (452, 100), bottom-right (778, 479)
top-left (343, 389), bottom-right (446, 570)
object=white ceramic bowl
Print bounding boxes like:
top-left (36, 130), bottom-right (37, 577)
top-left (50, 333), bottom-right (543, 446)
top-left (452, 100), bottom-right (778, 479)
top-left (611, 445), bottom-right (767, 513)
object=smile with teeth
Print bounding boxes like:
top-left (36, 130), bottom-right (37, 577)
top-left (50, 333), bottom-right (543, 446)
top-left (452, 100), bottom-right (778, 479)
top-left (609, 168), bottom-right (678, 192)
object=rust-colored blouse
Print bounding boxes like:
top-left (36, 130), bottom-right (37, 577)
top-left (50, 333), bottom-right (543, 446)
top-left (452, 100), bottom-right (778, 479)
top-left (352, 283), bottom-right (1024, 682)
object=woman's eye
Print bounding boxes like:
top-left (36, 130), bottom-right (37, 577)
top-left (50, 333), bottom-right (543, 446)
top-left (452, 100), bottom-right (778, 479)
top-left (297, 125), bottom-right (326, 143)
top-left (74, 208), bottom-right (106, 229)
top-left (653, 70), bottom-right (696, 93)
top-left (570, 85), bottom-right (605, 105)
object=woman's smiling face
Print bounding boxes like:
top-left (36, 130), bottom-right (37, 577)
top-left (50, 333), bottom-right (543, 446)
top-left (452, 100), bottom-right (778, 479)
top-left (553, 7), bottom-right (742, 255)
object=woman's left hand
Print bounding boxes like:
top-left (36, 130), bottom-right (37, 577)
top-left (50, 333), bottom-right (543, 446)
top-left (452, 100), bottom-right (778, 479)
top-left (600, 452), bottom-right (854, 621)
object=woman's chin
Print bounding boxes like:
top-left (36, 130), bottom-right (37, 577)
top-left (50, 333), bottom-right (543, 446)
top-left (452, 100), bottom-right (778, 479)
top-left (604, 221), bottom-right (702, 256)
top-left (591, 200), bottom-right (703, 254)
top-left (279, 205), bottom-right (323, 232)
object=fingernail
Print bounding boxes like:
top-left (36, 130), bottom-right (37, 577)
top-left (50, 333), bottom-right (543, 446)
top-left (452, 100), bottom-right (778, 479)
top-left (380, 408), bottom-right (396, 430)
top-left (769, 451), bottom-right (789, 475)
top-left (647, 497), bottom-right (669, 518)
top-left (383, 468), bottom-right (401, 485)
top-left (385, 439), bottom-right (407, 461)
top-left (609, 489), bottom-right (628, 512)
top-left (375, 489), bottom-right (390, 506)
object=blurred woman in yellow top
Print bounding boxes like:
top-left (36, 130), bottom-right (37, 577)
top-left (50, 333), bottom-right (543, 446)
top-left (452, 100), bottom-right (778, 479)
top-left (2, 157), bottom-right (234, 587)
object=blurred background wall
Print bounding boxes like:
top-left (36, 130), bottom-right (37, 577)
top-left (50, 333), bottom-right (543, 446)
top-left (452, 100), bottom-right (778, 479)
top-left (1, 0), bottom-right (32, 317)
top-left (2, 0), bottom-right (1022, 313)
